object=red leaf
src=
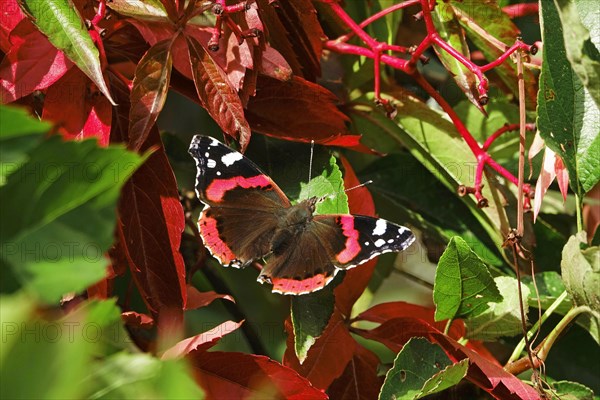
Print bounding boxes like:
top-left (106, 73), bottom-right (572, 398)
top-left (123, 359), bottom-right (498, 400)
top-left (245, 76), bottom-right (355, 145)
top-left (0, 0), bottom-right (25, 52)
top-left (186, 34), bottom-right (251, 151)
top-left (185, 284), bottom-right (235, 310)
top-left (42, 68), bottom-right (112, 145)
top-left (0, 19), bottom-right (71, 103)
top-left (116, 127), bottom-right (187, 327)
top-left (355, 301), bottom-right (465, 339)
top-left (161, 320), bottom-right (243, 359)
top-left (188, 351), bottom-right (327, 400)
top-left (328, 344), bottom-right (382, 400)
top-left (355, 318), bottom-right (538, 399)
top-left (334, 157), bottom-right (377, 316)
top-left (284, 310), bottom-right (356, 389)
top-left (128, 38), bottom-right (174, 150)
top-left (121, 311), bottom-right (155, 329)
top-left (258, 44), bottom-right (293, 82)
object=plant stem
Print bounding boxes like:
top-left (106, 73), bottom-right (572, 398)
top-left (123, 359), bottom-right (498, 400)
top-left (506, 290), bottom-right (569, 365)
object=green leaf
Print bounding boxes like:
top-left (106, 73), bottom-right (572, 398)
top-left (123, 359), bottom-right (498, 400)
top-left (554, 0), bottom-right (600, 108)
top-left (0, 296), bottom-right (124, 399)
top-left (432, 3), bottom-right (482, 110)
top-left (290, 155), bottom-right (347, 362)
top-left (0, 137), bottom-right (145, 303)
top-left (451, 0), bottom-right (538, 108)
top-left (522, 272), bottom-right (571, 313)
top-left (19, 0), bottom-right (115, 105)
top-left (0, 105), bottom-right (50, 186)
top-left (464, 276), bottom-right (529, 340)
top-left (551, 380), bottom-right (595, 400)
top-left (298, 155), bottom-right (348, 214)
top-left (538, 1), bottom-right (600, 195)
top-left (379, 337), bottom-right (468, 400)
top-left (433, 236), bottom-right (502, 321)
top-left (561, 232), bottom-right (600, 313)
top-left (88, 353), bottom-right (204, 399)
top-left (107, 0), bottom-right (168, 21)
top-left (290, 285), bottom-right (334, 364)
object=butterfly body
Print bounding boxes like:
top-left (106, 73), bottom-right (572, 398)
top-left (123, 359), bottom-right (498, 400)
top-left (189, 135), bottom-right (415, 295)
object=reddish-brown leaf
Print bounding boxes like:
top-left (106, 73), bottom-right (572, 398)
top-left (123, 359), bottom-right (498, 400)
top-left (334, 157), bottom-right (377, 316)
top-left (116, 127), bottom-right (187, 327)
top-left (42, 68), bottom-right (112, 146)
top-left (188, 351), bottom-right (327, 400)
top-left (128, 37), bottom-right (174, 150)
top-left (0, 19), bottom-right (72, 103)
top-left (245, 75), bottom-right (354, 144)
top-left (161, 320), bottom-right (243, 359)
top-left (284, 310), bottom-right (356, 390)
top-left (185, 284), bottom-right (235, 310)
top-left (186, 34), bottom-right (251, 151)
top-left (256, 0), bottom-right (323, 80)
top-left (121, 311), bottom-right (155, 329)
top-left (182, 26), bottom-right (253, 92)
top-left (328, 344), bottom-right (382, 400)
top-left (355, 318), bottom-right (538, 399)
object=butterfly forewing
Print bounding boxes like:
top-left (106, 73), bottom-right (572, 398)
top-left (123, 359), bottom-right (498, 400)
top-left (189, 135), bottom-right (290, 266)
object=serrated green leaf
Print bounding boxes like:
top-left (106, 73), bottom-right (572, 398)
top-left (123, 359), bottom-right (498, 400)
top-left (538, 1), bottom-right (600, 195)
top-left (19, 0), bottom-right (115, 105)
top-left (433, 236), bottom-right (502, 321)
top-left (0, 105), bottom-right (51, 186)
top-left (290, 155), bottom-right (346, 362)
top-left (561, 232), bottom-right (600, 313)
top-left (379, 337), bottom-right (468, 400)
top-left (298, 155), bottom-right (348, 214)
top-left (0, 137), bottom-right (145, 303)
top-left (551, 380), bottom-right (595, 400)
top-left (465, 276), bottom-right (529, 340)
top-left (554, 0), bottom-right (600, 108)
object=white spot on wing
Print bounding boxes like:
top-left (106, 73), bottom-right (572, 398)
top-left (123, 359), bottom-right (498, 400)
top-left (216, 171), bottom-right (222, 176)
top-left (373, 219), bottom-right (387, 236)
top-left (374, 238), bottom-right (386, 248)
top-left (221, 152), bottom-right (243, 166)
top-left (207, 159), bottom-right (217, 168)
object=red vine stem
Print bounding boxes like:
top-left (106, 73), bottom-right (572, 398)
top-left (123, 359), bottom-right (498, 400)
top-left (323, 0), bottom-right (535, 206)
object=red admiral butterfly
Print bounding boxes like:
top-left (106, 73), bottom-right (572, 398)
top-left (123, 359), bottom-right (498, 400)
top-left (189, 135), bottom-right (415, 295)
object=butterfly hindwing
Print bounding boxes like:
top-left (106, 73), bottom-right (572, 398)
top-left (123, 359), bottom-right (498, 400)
top-left (258, 213), bottom-right (415, 294)
top-left (189, 135), bottom-right (291, 267)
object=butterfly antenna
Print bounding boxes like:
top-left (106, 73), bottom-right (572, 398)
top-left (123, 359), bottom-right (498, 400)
top-left (308, 139), bottom-right (315, 182)
top-left (320, 180), bottom-right (374, 202)
top-left (344, 180), bottom-right (373, 194)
